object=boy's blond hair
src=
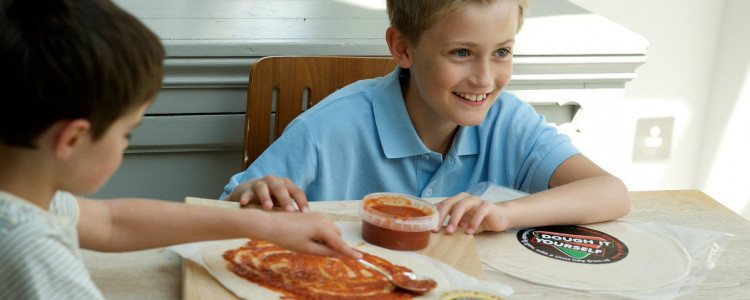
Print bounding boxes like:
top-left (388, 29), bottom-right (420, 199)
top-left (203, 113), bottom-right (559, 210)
top-left (386, 0), bottom-right (529, 44)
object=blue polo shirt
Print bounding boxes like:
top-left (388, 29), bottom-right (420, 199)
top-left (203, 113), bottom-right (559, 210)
top-left (221, 67), bottom-right (578, 201)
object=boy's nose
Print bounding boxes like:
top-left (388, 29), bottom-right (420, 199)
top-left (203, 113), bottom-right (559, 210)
top-left (469, 60), bottom-right (493, 87)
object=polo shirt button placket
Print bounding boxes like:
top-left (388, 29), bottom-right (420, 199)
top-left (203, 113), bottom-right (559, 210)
top-left (424, 188), bottom-right (433, 197)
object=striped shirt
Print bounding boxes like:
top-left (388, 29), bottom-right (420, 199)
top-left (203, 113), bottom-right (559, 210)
top-left (0, 191), bottom-right (104, 299)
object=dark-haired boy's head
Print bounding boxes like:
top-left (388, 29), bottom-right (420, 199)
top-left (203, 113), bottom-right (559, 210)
top-left (0, 0), bottom-right (164, 148)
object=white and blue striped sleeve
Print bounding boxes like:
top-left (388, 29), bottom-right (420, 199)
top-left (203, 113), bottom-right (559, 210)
top-left (0, 224), bottom-right (104, 300)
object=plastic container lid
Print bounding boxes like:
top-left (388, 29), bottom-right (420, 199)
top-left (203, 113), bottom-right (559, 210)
top-left (359, 192), bottom-right (439, 232)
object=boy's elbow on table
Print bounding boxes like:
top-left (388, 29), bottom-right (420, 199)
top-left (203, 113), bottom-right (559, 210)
top-left (610, 176), bottom-right (632, 219)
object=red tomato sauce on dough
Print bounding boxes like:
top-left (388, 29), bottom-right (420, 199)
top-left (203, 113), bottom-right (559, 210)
top-left (223, 240), bottom-right (432, 299)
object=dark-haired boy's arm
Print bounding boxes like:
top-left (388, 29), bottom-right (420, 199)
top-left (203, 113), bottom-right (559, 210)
top-left (435, 154), bottom-right (630, 234)
top-left (75, 197), bottom-right (361, 259)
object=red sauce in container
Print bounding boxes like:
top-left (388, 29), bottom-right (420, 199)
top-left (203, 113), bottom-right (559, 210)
top-left (370, 203), bottom-right (429, 218)
top-left (359, 193), bottom-right (439, 251)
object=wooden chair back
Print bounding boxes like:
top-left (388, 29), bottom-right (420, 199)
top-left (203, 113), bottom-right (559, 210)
top-left (242, 56), bottom-right (399, 169)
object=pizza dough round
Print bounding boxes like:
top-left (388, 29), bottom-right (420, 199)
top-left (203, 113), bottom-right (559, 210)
top-left (477, 221), bottom-right (690, 291)
top-left (203, 238), bottom-right (451, 300)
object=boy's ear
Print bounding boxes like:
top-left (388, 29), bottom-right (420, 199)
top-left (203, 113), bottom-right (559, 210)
top-left (53, 119), bottom-right (91, 160)
top-left (386, 27), bottom-right (413, 69)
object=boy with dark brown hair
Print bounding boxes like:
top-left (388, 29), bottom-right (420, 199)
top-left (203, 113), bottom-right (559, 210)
top-left (0, 0), bottom-right (359, 298)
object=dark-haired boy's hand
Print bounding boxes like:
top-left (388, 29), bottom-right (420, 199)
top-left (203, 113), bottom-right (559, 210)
top-left (433, 192), bottom-right (510, 235)
top-left (263, 211), bottom-right (363, 259)
top-left (226, 175), bottom-right (309, 213)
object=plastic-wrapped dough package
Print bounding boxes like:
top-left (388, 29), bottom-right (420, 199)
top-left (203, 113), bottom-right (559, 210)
top-left (468, 181), bottom-right (734, 299)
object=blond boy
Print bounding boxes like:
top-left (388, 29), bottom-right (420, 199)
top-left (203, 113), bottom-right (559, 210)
top-left (223, 0), bottom-right (630, 234)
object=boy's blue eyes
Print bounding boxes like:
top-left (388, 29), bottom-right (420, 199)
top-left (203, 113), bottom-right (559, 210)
top-left (496, 49), bottom-right (510, 57)
top-left (450, 48), bottom-right (511, 57)
top-left (452, 49), bottom-right (471, 57)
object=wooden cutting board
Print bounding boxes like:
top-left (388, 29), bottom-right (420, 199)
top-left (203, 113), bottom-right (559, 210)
top-left (182, 197), bottom-right (487, 300)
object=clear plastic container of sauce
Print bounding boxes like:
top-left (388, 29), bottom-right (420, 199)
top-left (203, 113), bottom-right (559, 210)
top-left (359, 192), bottom-right (439, 251)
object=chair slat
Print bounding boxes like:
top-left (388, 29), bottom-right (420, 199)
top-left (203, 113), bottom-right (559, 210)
top-left (243, 56), bottom-right (398, 169)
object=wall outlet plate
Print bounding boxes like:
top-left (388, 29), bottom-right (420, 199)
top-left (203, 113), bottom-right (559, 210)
top-left (632, 117), bottom-right (674, 161)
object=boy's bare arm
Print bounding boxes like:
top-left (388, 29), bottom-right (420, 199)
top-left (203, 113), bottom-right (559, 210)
top-left (436, 154), bottom-right (630, 234)
top-left (505, 154), bottom-right (631, 227)
top-left (499, 167), bottom-right (630, 230)
top-left (76, 197), bottom-right (360, 259)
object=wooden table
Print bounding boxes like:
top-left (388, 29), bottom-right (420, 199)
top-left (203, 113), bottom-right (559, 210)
top-left (83, 190), bottom-right (750, 299)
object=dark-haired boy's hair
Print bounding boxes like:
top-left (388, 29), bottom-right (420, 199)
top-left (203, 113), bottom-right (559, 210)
top-left (0, 0), bottom-right (164, 148)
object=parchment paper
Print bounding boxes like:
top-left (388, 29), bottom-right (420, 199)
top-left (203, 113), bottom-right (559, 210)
top-left (169, 221), bottom-right (514, 298)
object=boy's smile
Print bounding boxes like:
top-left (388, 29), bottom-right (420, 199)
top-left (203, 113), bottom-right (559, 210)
top-left (454, 92), bottom-right (491, 105)
top-left (398, 0), bottom-right (519, 141)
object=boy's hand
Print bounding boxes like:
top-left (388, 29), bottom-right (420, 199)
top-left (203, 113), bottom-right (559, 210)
top-left (226, 175), bottom-right (309, 213)
top-left (433, 192), bottom-right (509, 234)
top-left (268, 211), bottom-right (363, 259)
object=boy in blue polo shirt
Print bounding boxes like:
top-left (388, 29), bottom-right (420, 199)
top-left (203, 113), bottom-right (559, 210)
top-left (0, 0), bottom-right (360, 298)
top-left (222, 0), bottom-right (630, 235)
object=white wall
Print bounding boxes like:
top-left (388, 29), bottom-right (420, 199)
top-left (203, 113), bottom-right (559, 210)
top-left (566, 0), bottom-right (750, 220)
top-left (697, 0), bottom-right (750, 219)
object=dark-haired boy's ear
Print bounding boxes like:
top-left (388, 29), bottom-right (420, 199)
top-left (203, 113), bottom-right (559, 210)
top-left (53, 119), bottom-right (91, 160)
top-left (386, 27), bottom-right (413, 69)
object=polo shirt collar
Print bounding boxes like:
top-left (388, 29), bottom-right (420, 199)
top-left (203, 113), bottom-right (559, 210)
top-left (454, 125), bottom-right (479, 156)
top-left (373, 67), bottom-right (480, 159)
top-left (373, 67), bottom-right (430, 159)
